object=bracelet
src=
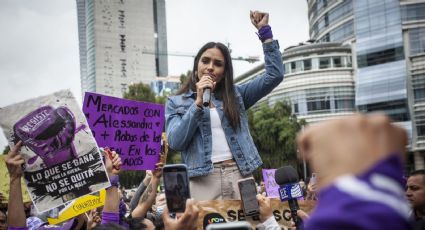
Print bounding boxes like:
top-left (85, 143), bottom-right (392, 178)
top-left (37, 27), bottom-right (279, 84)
top-left (109, 175), bottom-right (120, 188)
top-left (256, 25), bottom-right (273, 42)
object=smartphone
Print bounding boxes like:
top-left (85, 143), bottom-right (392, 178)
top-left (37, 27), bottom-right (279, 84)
top-left (238, 178), bottom-right (260, 216)
top-left (206, 221), bottom-right (251, 230)
top-left (163, 164), bottom-right (191, 213)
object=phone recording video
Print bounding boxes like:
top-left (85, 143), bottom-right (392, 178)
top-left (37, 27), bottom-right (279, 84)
top-left (238, 178), bottom-right (260, 216)
top-left (163, 164), bottom-right (191, 213)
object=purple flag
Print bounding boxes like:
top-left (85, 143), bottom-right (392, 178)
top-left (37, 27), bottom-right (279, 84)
top-left (83, 92), bottom-right (164, 170)
top-left (262, 169), bottom-right (279, 198)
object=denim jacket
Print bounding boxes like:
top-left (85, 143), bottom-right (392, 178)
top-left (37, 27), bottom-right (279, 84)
top-left (165, 40), bottom-right (284, 178)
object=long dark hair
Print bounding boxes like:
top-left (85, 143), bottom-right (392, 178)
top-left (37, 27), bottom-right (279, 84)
top-left (177, 42), bottom-right (240, 129)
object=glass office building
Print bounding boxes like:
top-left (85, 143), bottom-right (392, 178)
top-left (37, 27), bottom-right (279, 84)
top-left (236, 0), bottom-right (425, 170)
top-left (308, 0), bottom-right (424, 170)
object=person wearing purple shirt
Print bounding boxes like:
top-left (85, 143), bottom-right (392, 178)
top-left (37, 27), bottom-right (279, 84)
top-left (295, 114), bottom-right (412, 230)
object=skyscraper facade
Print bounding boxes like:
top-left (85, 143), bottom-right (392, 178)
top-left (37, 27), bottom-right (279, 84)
top-left (308, 0), bottom-right (424, 170)
top-left (76, 0), bottom-right (168, 98)
top-left (236, 0), bottom-right (425, 170)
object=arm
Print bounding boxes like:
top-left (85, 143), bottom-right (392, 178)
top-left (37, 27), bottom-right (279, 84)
top-left (237, 11), bottom-right (284, 109)
top-left (101, 151), bottom-right (122, 224)
top-left (165, 97), bottom-right (203, 151)
top-left (5, 141), bottom-right (27, 228)
top-left (129, 170), bottom-right (152, 212)
top-left (131, 163), bottom-right (163, 218)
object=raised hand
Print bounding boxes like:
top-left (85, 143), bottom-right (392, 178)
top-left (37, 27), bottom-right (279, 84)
top-left (250, 10), bottom-right (269, 30)
top-left (5, 141), bottom-right (24, 181)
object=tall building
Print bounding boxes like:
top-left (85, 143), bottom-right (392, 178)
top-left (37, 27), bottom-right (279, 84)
top-left (235, 42), bottom-right (355, 123)
top-left (236, 0), bottom-right (425, 170)
top-left (76, 0), bottom-right (168, 98)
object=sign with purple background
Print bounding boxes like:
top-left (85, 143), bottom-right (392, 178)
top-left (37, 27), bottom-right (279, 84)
top-left (83, 92), bottom-right (164, 170)
top-left (262, 169), bottom-right (279, 198)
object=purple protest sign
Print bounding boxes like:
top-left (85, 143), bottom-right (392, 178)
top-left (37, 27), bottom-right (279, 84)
top-left (83, 92), bottom-right (164, 170)
top-left (262, 169), bottom-right (279, 198)
top-left (0, 90), bottom-right (110, 213)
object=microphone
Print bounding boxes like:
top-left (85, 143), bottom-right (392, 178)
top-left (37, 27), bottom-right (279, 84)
top-left (275, 166), bottom-right (304, 230)
top-left (202, 88), bottom-right (211, 107)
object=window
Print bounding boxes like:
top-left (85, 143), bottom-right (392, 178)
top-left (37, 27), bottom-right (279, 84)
top-left (357, 46), bottom-right (404, 67)
top-left (294, 103), bottom-right (299, 114)
top-left (319, 57), bottom-right (330, 69)
top-left (415, 88), bottom-right (425, 101)
top-left (409, 27), bottom-right (425, 56)
top-left (332, 57), bottom-right (342, 67)
top-left (303, 59), bottom-right (312, 71)
top-left (307, 97), bottom-right (330, 112)
top-left (335, 99), bottom-right (354, 110)
top-left (401, 3), bottom-right (425, 22)
top-left (358, 99), bottom-right (410, 122)
top-left (291, 62), bottom-right (296, 73)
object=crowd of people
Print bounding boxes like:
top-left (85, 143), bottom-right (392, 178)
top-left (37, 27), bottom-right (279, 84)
top-left (1, 10), bottom-right (425, 230)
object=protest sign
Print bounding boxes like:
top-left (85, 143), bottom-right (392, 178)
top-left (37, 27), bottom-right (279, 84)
top-left (197, 199), bottom-right (316, 229)
top-left (83, 92), bottom-right (164, 170)
top-left (0, 90), bottom-right (110, 213)
top-left (47, 189), bottom-right (105, 224)
top-left (0, 156), bottom-right (32, 204)
top-left (262, 169), bottom-right (279, 198)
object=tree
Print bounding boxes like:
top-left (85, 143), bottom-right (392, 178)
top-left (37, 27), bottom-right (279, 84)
top-left (180, 70), bottom-right (192, 85)
top-left (124, 83), bottom-right (157, 103)
top-left (248, 101), bottom-right (306, 180)
top-left (2, 146), bottom-right (10, 155)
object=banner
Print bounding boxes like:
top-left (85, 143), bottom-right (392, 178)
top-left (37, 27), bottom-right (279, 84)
top-left (83, 92), bottom-right (164, 170)
top-left (0, 90), bottom-right (110, 213)
top-left (197, 199), bottom-right (316, 229)
top-left (47, 189), bottom-right (105, 224)
top-left (262, 169), bottom-right (279, 198)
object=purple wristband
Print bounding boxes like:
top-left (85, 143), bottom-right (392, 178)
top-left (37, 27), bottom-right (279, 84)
top-left (257, 25), bottom-right (273, 42)
top-left (109, 175), bottom-right (119, 187)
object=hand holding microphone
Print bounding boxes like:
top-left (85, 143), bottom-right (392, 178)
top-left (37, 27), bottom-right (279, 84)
top-left (195, 73), bottom-right (215, 107)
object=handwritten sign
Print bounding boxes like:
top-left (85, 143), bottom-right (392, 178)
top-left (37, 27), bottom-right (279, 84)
top-left (262, 169), bottom-right (279, 198)
top-left (83, 92), bottom-right (164, 170)
top-left (0, 90), bottom-right (109, 213)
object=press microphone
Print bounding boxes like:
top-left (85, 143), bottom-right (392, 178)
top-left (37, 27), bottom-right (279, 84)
top-left (202, 87), bottom-right (211, 107)
top-left (275, 166), bottom-right (304, 230)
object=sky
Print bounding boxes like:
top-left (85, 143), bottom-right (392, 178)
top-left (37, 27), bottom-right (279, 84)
top-left (0, 0), bottom-right (309, 151)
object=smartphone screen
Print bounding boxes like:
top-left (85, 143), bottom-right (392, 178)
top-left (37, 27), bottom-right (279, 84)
top-left (238, 178), bottom-right (259, 216)
top-left (163, 164), bottom-right (190, 213)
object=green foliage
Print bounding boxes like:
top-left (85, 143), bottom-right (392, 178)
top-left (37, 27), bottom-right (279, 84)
top-left (248, 101), bottom-right (306, 180)
top-left (119, 170), bottom-right (146, 189)
top-left (2, 146), bottom-right (10, 155)
top-left (180, 70), bottom-right (192, 85)
top-left (124, 83), bottom-right (157, 103)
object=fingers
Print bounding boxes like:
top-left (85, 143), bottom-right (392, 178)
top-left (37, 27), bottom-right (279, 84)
top-left (180, 199), bottom-right (199, 226)
top-left (297, 210), bottom-right (310, 220)
top-left (8, 140), bottom-right (23, 158)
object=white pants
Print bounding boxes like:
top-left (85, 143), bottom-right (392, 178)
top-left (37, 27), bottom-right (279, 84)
top-left (189, 162), bottom-right (253, 200)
